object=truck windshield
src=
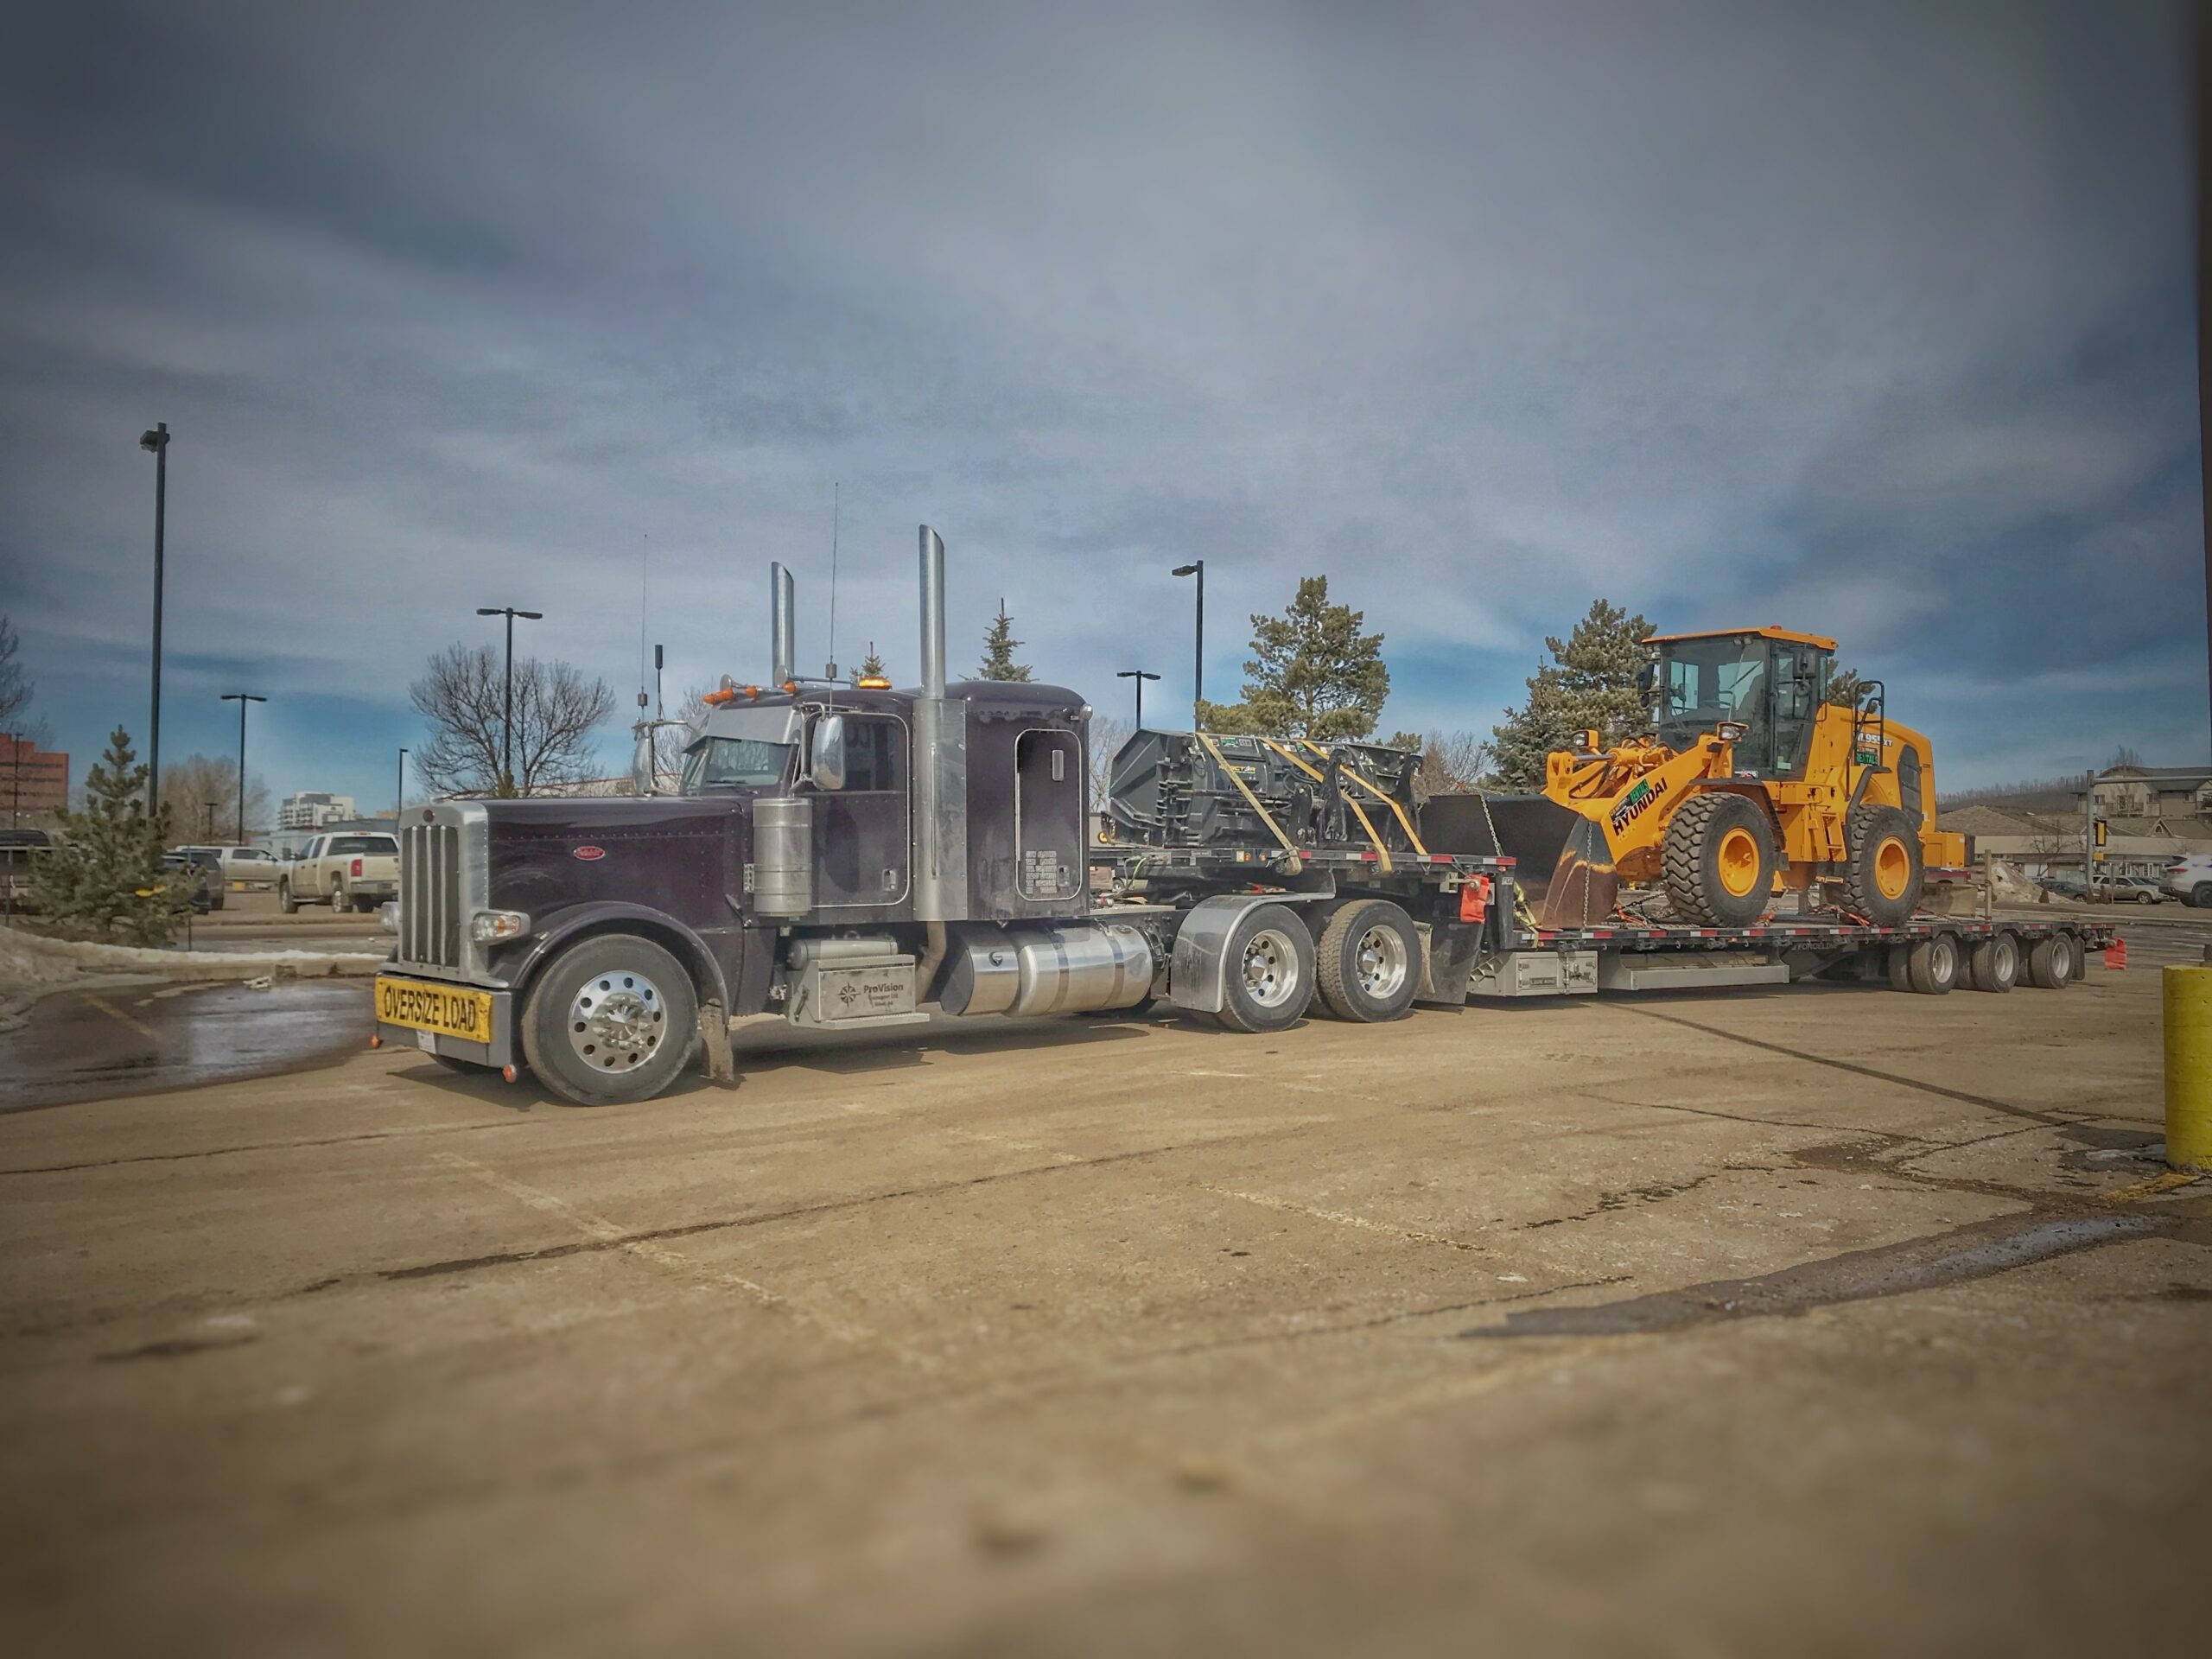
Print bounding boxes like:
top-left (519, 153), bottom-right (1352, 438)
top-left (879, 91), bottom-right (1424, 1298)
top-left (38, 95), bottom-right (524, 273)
top-left (681, 736), bottom-right (791, 791)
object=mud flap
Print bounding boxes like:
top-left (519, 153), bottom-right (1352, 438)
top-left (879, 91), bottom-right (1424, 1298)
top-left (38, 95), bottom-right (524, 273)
top-left (1416, 918), bottom-right (1488, 1007)
top-left (696, 1000), bottom-right (735, 1084)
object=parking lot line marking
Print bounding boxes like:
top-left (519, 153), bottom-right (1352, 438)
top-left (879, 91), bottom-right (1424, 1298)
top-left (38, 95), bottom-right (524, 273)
top-left (1198, 1182), bottom-right (1491, 1255)
top-left (429, 1150), bottom-right (922, 1364)
top-left (75, 991), bottom-right (158, 1041)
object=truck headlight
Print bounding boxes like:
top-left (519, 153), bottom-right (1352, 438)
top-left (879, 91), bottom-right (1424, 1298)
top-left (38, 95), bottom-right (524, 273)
top-left (378, 901), bottom-right (400, 935)
top-left (470, 909), bottom-right (532, 944)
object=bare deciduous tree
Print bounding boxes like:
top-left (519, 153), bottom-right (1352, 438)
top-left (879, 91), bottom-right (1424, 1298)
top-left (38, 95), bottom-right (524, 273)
top-left (1087, 714), bottom-right (1134, 809)
top-left (1417, 729), bottom-right (1491, 795)
top-left (0, 614), bottom-right (35, 737)
top-left (160, 754), bottom-right (270, 841)
top-left (410, 644), bottom-right (614, 797)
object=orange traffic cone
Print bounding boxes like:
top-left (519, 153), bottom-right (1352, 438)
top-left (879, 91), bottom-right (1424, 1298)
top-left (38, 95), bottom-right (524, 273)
top-left (2104, 938), bottom-right (2127, 971)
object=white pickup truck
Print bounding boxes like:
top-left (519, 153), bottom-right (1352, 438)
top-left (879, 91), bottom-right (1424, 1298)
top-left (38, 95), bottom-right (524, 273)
top-left (279, 831), bottom-right (400, 913)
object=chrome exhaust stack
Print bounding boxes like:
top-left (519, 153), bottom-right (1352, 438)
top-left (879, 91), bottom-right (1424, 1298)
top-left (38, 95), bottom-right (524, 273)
top-left (912, 525), bottom-right (969, 921)
top-left (770, 562), bottom-right (796, 686)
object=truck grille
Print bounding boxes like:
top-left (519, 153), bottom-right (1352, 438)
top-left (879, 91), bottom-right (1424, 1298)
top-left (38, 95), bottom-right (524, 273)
top-left (393, 803), bottom-right (493, 982)
top-left (400, 820), bottom-right (464, 969)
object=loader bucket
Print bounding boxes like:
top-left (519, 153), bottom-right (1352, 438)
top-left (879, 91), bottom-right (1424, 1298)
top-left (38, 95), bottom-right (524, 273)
top-left (1421, 793), bottom-right (1619, 928)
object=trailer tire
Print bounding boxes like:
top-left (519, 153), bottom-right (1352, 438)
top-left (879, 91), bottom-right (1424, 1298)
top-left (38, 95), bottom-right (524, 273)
top-left (1314, 899), bottom-right (1420, 1023)
top-left (1662, 792), bottom-right (1775, 928)
top-left (1885, 943), bottom-right (1914, 991)
top-left (520, 934), bottom-right (699, 1105)
top-left (2024, 933), bottom-right (2075, 990)
top-left (1840, 805), bottom-right (1923, 926)
top-left (1905, 932), bottom-right (1960, 995)
top-left (1967, 931), bottom-right (2020, 992)
top-left (1214, 903), bottom-right (1316, 1035)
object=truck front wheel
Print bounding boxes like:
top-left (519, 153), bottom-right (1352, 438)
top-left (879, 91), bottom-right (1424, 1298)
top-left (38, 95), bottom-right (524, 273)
top-left (520, 935), bottom-right (700, 1105)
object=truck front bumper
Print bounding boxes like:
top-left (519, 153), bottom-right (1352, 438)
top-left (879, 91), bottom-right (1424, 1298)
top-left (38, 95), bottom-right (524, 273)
top-left (373, 974), bottom-right (516, 1070)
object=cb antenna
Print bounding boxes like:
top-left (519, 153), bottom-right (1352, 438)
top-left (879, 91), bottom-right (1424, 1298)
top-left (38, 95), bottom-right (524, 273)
top-left (825, 481), bottom-right (841, 681)
top-left (638, 532), bottom-right (651, 709)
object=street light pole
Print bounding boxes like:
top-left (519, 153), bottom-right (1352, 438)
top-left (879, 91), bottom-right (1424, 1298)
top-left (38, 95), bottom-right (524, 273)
top-left (1116, 669), bottom-right (1160, 728)
top-left (397, 747), bottom-right (409, 821)
top-left (140, 423), bottom-right (169, 812)
top-left (1172, 561), bottom-right (1204, 728)
top-left (476, 607), bottom-right (543, 794)
top-left (219, 693), bottom-right (265, 843)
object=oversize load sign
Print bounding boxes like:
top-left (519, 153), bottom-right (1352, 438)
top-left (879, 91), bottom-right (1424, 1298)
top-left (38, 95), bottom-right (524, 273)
top-left (376, 976), bottom-right (493, 1042)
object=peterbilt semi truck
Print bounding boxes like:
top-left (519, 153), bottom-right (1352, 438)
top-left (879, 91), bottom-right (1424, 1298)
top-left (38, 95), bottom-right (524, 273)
top-left (373, 530), bottom-right (1505, 1103)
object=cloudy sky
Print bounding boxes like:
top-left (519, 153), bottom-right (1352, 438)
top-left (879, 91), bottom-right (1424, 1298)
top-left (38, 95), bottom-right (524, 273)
top-left (0, 0), bottom-right (2198, 818)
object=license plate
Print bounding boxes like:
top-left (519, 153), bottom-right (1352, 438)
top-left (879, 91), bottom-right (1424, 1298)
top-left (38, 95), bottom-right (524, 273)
top-left (376, 976), bottom-right (494, 1043)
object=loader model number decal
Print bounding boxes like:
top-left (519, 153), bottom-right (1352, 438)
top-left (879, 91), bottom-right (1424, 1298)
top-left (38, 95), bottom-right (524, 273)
top-left (1609, 776), bottom-right (1669, 836)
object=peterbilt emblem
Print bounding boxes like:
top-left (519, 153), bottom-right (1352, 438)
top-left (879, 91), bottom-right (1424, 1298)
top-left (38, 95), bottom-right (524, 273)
top-left (572, 845), bottom-right (607, 861)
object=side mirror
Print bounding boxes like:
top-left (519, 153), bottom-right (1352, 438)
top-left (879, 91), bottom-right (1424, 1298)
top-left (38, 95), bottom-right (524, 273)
top-left (810, 715), bottom-right (848, 791)
top-left (1635, 662), bottom-right (1657, 696)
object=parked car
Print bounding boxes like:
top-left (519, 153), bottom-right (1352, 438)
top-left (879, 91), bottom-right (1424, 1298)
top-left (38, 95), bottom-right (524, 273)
top-left (2038, 872), bottom-right (2086, 900)
top-left (2101, 874), bottom-right (2165, 905)
top-left (279, 831), bottom-right (399, 913)
top-left (1, 829), bottom-right (49, 912)
top-left (174, 843), bottom-right (283, 888)
top-left (160, 852), bottom-right (221, 914)
top-left (2164, 854), bottom-right (2212, 907)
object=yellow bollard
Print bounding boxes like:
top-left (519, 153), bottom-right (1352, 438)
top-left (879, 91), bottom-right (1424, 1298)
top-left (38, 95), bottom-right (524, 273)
top-left (2164, 961), bottom-right (2212, 1173)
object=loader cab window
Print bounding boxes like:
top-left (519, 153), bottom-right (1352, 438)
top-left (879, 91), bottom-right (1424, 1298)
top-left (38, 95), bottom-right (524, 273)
top-left (1767, 642), bottom-right (1829, 780)
top-left (1656, 637), bottom-right (1772, 766)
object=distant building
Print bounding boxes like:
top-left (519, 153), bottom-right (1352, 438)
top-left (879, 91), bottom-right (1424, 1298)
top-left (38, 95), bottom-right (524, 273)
top-left (0, 736), bottom-right (68, 818)
top-left (2078, 765), bottom-right (2212, 823)
top-left (278, 791), bottom-right (357, 830)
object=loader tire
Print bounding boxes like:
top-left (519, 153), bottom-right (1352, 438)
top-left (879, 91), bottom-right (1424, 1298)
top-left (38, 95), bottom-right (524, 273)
top-left (1661, 792), bottom-right (1775, 929)
top-left (1314, 899), bottom-right (1420, 1023)
top-left (1839, 805), bottom-right (1923, 926)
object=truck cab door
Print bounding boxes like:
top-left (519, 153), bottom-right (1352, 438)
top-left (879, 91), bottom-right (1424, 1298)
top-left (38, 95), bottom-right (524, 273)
top-left (811, 711), bottom-right (911, 912)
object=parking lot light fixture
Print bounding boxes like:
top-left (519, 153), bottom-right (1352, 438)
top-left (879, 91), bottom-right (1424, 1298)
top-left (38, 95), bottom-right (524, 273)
top-left (476, 607), bottom-right (543, 794)
top-left (219, 692), bottom-right (265, 842)
top-left (140, 423), bottom-right (170, 811)
top-left (1116, 668), bottom-right (1161, 728)
top-left (1172, 561), bottom-right (1203, 726)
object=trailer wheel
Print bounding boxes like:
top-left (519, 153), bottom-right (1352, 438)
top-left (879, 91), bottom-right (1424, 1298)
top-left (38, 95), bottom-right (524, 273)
top-left (520, 934), bottom-right (699, 1105)
top-left (1662, 792), bottom-right (1775, 928)
top-left (2024, 933), bottom-right (2075, 990)
top-left (1967, 931), bottom-right (2020, 993)
top-left (1885, 943), bottom-right (1914, 991)
top-left (1314, 899), bottom-right (1420, 1023)
top-left (1905, 932), bottom-right (1960, 995)
top-left (1214, 904), bottom-right (1316, 1034)
top-left (1840, 805), bottom-right (1923, 926)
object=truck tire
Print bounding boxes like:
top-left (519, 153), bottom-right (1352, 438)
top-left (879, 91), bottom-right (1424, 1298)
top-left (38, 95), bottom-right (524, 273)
top-left (1905, 932), bottom-right (1960, 995)
top-left (1967, 931), bottom-right (2020, 992)
top-left (330, 877), bottom-right (347, 912)
top-left (2024, 933), bottom-right (2075, 990)
top-left (1839, 805), bottom-right (1922, 925)
top-left (1215, 903), bottom-right (1316, 1035)
top-left (1885, 943), bottom-right (1913, 991)
top-left (1314, 899), bottom-right (1420, 1023)
top-left (278, 879), bottom-right (298, 914)
top-left (1662, 792), bottom-right (1775, 929)
top-left (520, 934), bottom-right (700, 1105)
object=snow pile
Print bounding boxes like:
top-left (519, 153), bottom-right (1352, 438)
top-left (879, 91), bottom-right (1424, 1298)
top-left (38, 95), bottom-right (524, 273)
top-left (0, 927), bottom-right (383, 1030)
top-left (1986, 860), bottom-right (2043, 905)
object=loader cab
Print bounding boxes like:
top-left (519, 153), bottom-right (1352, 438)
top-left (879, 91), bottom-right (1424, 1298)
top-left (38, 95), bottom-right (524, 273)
top-left (1644, 627), bottom-right (1837, 780)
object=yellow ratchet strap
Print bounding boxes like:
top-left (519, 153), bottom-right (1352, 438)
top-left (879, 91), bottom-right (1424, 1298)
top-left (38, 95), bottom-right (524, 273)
top-left (1301, 741), bottom-right (1429, 857)
top-left (1196, 732), bottom-right (1300, 859)
top-left (1257, 737), bottom-right (1392, 871)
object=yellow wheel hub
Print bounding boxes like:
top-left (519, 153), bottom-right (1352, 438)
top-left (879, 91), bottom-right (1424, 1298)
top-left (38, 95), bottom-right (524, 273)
top-left (1716, 825), bottom-right (1763, 897)
top-left (1874, 836), bottom-right (1912, 900)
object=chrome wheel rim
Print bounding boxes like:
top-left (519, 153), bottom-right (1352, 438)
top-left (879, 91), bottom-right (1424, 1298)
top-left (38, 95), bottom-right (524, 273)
top-left (566, 969), bottom-right (667, 1071)
top-left (1242, 928), bottom-right (1299, 1008)
top-left (1354, 923), bottom-right (1408, 1001)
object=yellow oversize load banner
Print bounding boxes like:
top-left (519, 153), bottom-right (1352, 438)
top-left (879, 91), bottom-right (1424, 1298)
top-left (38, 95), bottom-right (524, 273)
top-left (376, 976), bottom-right (494, 1043)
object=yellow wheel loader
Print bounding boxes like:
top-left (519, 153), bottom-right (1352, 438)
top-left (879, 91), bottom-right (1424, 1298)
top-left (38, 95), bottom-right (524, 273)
top-left (1530, 628), bottom-right (1965, 928)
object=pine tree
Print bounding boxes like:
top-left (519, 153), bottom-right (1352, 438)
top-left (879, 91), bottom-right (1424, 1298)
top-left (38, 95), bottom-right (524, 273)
top-left (1216, 576), bottom-right (1391, 740)
top-left (1491, 600), bottom-right (1653, 790)
top-left (858, 642), bottom-right (887, 682)
top-left (1824, 665), bottom-right (1869, 709)
top-left (29, 727), bottom-right (185, 943)
top-left (977, 601), bottom-right (1032, 681)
